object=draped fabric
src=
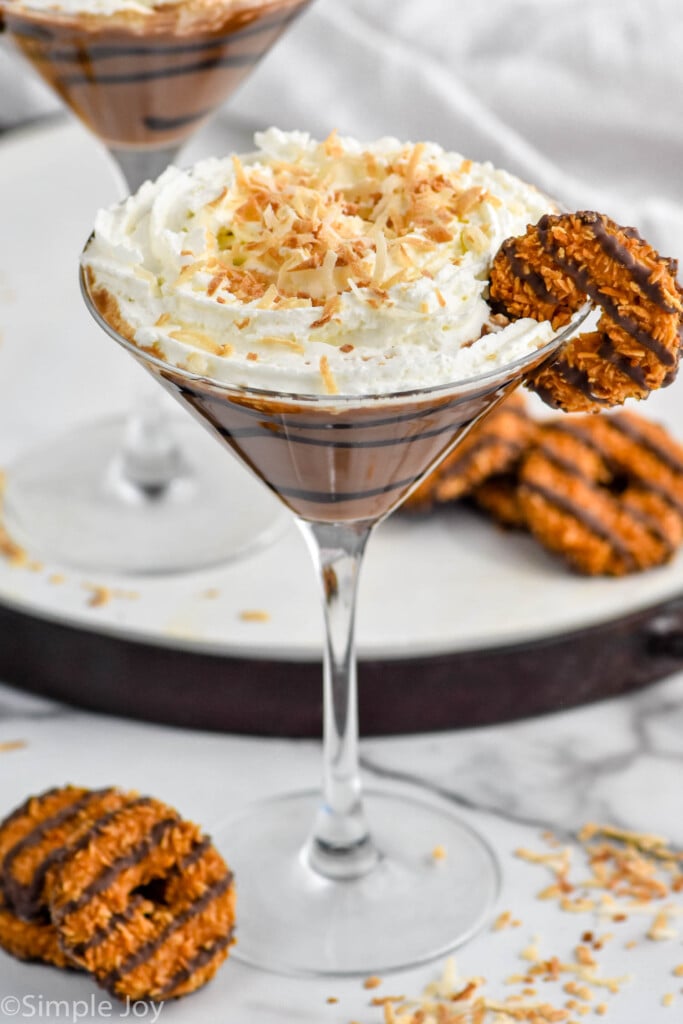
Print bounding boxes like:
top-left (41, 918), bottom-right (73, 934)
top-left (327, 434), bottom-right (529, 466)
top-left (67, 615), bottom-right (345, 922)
top-left (2, 0), bottom-right (681, 255)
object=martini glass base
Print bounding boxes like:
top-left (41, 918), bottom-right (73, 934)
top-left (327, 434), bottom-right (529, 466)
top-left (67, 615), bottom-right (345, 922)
top-left (3, 416), bottom-right (285, 575)
top-left (216, 789), bottom-right (500, 977)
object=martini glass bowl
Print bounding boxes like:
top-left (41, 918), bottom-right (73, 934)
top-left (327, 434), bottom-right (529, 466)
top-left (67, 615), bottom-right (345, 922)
top-left (0, 0), bottom-right (310, 572)
top-left (82, 252), bottom-right (589, 973)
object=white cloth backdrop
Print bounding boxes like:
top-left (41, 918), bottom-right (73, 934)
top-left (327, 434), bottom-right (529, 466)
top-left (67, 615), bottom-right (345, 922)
top-left (2, 0), bottom-right (683, 255)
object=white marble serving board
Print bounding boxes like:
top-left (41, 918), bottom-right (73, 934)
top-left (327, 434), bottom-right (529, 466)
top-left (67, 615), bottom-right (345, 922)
top-left (1, 118), bottom-right (683, 663)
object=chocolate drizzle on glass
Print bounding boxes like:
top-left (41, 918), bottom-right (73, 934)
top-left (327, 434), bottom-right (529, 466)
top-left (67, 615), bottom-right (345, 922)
top-left (3, 0), bottom-right (309, 148)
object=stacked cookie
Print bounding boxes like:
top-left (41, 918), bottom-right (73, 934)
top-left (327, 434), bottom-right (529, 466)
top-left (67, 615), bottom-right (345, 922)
top-left (404, 397), bottom-right (683, 577)
top-left (0, 786), bottom-right (236, 1001)
top-left (405, 208), bottom-right (683, 577)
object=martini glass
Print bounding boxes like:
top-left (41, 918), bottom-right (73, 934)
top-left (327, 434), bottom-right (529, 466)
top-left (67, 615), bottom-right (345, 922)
top-left (0, 0), bottom-right (310, 572)
top-left (82, 253), bottom-right (590, 972)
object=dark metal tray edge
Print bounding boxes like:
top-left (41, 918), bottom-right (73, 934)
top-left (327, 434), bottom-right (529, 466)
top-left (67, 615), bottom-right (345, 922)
top-left (1, 595), bottom-right (682, 737)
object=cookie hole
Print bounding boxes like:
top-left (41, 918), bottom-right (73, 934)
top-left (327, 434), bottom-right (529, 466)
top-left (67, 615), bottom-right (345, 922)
top-left (132, 877), bottom-right (169, 906)
top-left (609, 472), bottom-right (629, 496)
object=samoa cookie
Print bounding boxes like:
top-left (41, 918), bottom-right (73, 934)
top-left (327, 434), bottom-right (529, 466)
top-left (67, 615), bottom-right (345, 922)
top-left (0, 786), bottom-right (138, 922)
top-left (403, 393), bottom-right (536, 513)
top-left (518, 410), bottom-right (683, 575)
top-left (471, 472), bottom-right (528, 530)
top-left (0, 891), bottom-right (75, 969)
top-left (47, 797), bottom-right (236, 1001)
top-left (490, 212), bottom-right (683, 412)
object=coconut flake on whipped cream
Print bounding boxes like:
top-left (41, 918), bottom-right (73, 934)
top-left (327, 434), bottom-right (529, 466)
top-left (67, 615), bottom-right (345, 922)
top-left (83, 128), bottom-right (558, 396)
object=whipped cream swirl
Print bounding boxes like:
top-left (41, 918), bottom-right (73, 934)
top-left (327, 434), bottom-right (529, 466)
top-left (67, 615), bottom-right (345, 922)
top-left (8, 0), bottom-right (270, 18)
top-left (83, 128), bottom-right (558, 396)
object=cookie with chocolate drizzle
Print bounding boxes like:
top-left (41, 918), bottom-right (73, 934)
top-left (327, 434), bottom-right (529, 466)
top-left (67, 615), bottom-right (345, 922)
top-left (518, 410), bottom-right (683, 575)
top-left (0, 785), bottom-right (236, 1000)
top-left (0, 892), bottom-right (74, 969)
top-left (0, 785), bottom-right (136, 923)
top-left (46, 795), bottom-right (236, 1001)
top-left (471, 473), bottom-right (528, 530)
top-left (403, 393), bottom-right (536, 512)
top-left (490, 211), bottom-right (683, 412)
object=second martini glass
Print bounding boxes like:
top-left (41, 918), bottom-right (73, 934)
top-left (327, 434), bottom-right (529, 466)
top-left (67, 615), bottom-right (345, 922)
top-left (0, 0), bottom-right (310, 572)
top-left (82, 255), bottom-right (589, 972)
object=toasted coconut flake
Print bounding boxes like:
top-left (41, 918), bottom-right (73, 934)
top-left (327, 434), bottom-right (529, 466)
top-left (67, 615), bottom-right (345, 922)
top-left (372, 228), bottom-right (389, 287)
top-left (0, 525), bottom-right (28, 566)
top-left (179, 138), bottom-right (516, 315)
top-left (463, 225), bottom-right (490, 253)
top-left (83, 584), bottom-right (111, 608)
top-left (0, 740), bottom-right (27, 753)
top-left (320, 355), bottom-right (339, 395)
top-left (207, 185), bottom-right (228, 209)
top-left (405, 142), bottom-right (426, 183)
top-left (132, 264), bottom-right (158, 286)
top-left (323, 129), bottom-right (344, 158)
top-left (258, 283), bottom-right (281, 309)
top-left (169, 328), bottom-right (223, 354)
top-left (647, 909), bottom-right (678, 941)
top-left (364, 976), bottom-right (383, 990)
top-left (454, 186), bottom-right (484, 217)
top-left (207, 273), bottom-right (224, 297)
top-left (259, 336), bottom-right (305, 354)
top-left (310, 295), bottom-right (342, 328)
top-left (560, 897), bottom-right (596, 913)
top-left (484, 191), bottom-right (504, 209)
top-left (239, 609), bottom-right (270, 622)
top-left (493, 911), bottom-right (513, 932)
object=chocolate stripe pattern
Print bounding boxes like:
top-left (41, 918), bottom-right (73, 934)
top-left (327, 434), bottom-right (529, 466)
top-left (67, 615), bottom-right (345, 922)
top-left (519, 413), bottom-right (683, 575)
top-left (500, 239), bottom-right (561, 306)
top-left (533, 357), bottom-right (609, 408)
top-left (538, 216), bottom-right (676, 367)
top-left (68, 834), bottom-right (214, 958)
top-left (534, 441), bottom-right (675, 554)
top-left (3, 788), bottom-right (117, 919)
top-left (521, 479), bottom-right (639, 572)
top-left (552, 419), bottom-right (683, 518)
top-left (52, 812), bottom-right (176, 924)
top-left (596, 338), bottom-right (648, 391)
top-left (100, 871), bottom-right (234, 992)
top-left (609, 413), bottom-right (683, 475)
top-left (162, 370), bottom-right (516, 522)
top-left (590, 216), bottom-right (680, 313)
top-left (5, 0), bottom-right (309, 148)
top-left (156, 930), bottom-right (235, 999)
top-left (2, 789), bottom-right (110, 876)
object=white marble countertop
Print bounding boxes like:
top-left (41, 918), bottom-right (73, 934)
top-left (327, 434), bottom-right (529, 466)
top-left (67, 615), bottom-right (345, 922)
top-left (0, 672), bottom-right (682, 1023)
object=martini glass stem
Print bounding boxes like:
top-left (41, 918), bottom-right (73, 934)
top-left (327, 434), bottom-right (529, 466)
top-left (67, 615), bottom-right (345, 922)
top-left (299, 520), bottom-right (380, 880)
top-left (107, 145), bottom-right (185, 501)
top-left (109, 144), bottom-right (181, 194)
